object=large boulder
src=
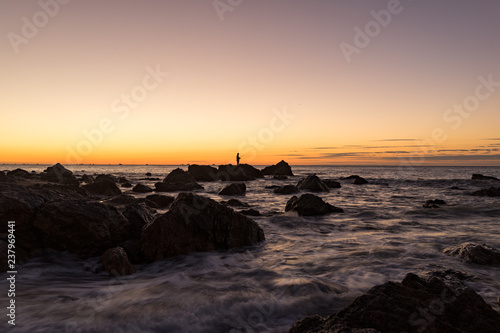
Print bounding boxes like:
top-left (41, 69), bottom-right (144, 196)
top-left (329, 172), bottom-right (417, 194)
top-left (218, 183), bottom-right (246, 195)
top-left (33, 200), bottom-right (130, 258)
top-left (472, 174), bottom-right (498, 181)
top-left (285, 194), bottom-right (343, 216)
top-left (444, 243), bottom-right (500, 265)
top-left (40, 163), bottom-right (79, 186)
top-left (156, 168), bottom-right (203, 192)
top-left (132, 183), bottom-right (153, 193)
top-left (141, 193), bottom-right (265, 262)
top-left (261, 160), bottom-right (294, 176)
top-left (472, 187), bottom-right (500, 197)
top-left (6, 168), bottom-right (30, 178)
top-left (297, 175), bottom-right (330, 192)
top-left (163, 168), bottom-right (198, 184)
top-left (101, 246), bottom-right (136, 276)
top-left (289, 273), bottom-right (500, 333)
top-left (122, 203), bottom-right (156, 237)
top-left (145, 194), bottom-right (175, 208)
top-left (188, 165), bottom-right (219, 181)
top-left (0, 171), bottom-right (6, 181)
top-left (273, 185), bottom-right (299, 195)
top-left (218, 164), bottom-right (261, 181)
top-left (83, 178), bottom-right (122, 196)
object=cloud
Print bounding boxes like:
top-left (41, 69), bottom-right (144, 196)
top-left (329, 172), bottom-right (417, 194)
top-left (437, 149), bottom-right (469, 152)
top-left (402, 154), bottom-right (500, 161)
top-left (372, 139), bottom-right (419, 142)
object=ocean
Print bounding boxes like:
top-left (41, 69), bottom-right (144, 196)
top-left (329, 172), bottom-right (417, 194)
top-left (1, 164), bottom-right (500, 332)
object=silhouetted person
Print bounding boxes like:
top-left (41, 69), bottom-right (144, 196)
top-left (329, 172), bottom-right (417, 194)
top-left (236, 153), bottom-right (241, 165)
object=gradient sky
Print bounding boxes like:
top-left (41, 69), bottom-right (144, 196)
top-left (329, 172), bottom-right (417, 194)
top-left (1, 0), bottom-right (500, 165)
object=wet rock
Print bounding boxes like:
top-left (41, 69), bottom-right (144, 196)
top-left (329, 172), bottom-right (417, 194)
top-left (240, 209), bottom-right (261, 216)
top-left (94, 174), bottom-right (118, 183)
top-left (122, 182), bottom-right (133, 188)
top-left (40, 163), bottom-right (79, 186)
top-left (472, 187), bottom-right (500, 197)
top-left (104, 194), bottom-right (140, 206)
top-left (342, 175), bottom-right (361, 180)
top-left (289, 273), bottom-right (500, 333)
top-left (6, 168), bottom-right (30, 178)
top-left (132, 183), bottom-right (153, 193)
top-left (218, 183), bottom-right (246, 195)
top-left (423, 199), bottom-right (447, 208)
top-left (0, 171), bottom-right (6, 181)
top-left (354, 176), bottom-right (369, 185)
top-left (323, 179), bottom-right (342, 189)
top-left (188, 164), bottom-right (219, 181)
top-left (163, 168), bottom-right (197, 184)
top-left (273, 174), bottom-right (288, 180)
top-left (273, 185), bottom-right (299, 194)
top-left (156, 168), bottom-right (203, 192)
top-left (444, 242), bottom-right (500, 265)
top-left (80, 174), bottom-right (94, 183)
top-left (261, 160), bottom-right (294, 176)
top-left (122, 203), bottom-right (156, 237)
top-left (218, 164), bottom-right (259, 181)
top-left (472, 174), bottom-right (498, 181)
top-left (145, 172), bottom-right (152, 177)
top-left (101, 246), bottom-right (136, 276)
top-left (145, 194), bottom-right (175, 208)
top-left (223, 199), bottom-right (250, 207)
top-left (285, 194), bottom-right (343, 216)
top-left (265, 185), bottom-right (281, 190)
top-left (0, 240), bottom-right (8, 272)
top-left (83, 177), bottom-right (122, 196)
top-left (118, 177), bottom-right (130, 184)
top-left (297, 175), bottom-right (330, 192)
top-left (34, 199), bottom-right (130, 258)
top-left (141, 193), bottom-right (265, 262)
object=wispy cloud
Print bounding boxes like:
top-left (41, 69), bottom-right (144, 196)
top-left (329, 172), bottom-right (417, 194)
top-left (372, 139), bottom-right (419, 142)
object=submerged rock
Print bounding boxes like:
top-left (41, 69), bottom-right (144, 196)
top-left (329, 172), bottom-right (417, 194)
top-left (218, 183), bottom-right (246, 195)
top-left (261, 160), bottom-right (294, 176)
top-left (353, 176), bottom-right (369, 185)
top-left (101, 246), bottom-right (136, 276)
top-left (141, 193), bottom-right (265, 261)
top-left (472, 187), bottom-right (500, 197)
top-left (285, 194), bottom-right (343, 216)
top-left (423, 199), bottom-right (447, 208)
top-left (323, 179), bottom-right (342, 189)
top-left (472, 174), bottom-right (498, 181)
top-left (289, 273), bottom-right (500, 333)
top-left (188, 164), bottom-right (219, 181)
top-left (444, 242), bottom-right (500, 265)
top-left (132, 183), bottom-right (153, 193)
top-left (273, 174), bottom-right (288, 180)
top-left (273, 185), bottom-right (299, 195)
top-left (223, 198), bottom-right (250, 207)
top-left (297, 175), bottom-right (330, 192)
top-left (40, 163), bottom-right (79, 186)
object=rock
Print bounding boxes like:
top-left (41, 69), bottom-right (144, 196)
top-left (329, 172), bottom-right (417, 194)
top-left (163, 168), bottom-right (198, 184)
top-left (34, 200), bottom-right (130, 258)
top-left (297, 175), bottom-right (330, 192)
top-left (188, 165), bottom-right (219, 181)
top-left (261, 160), bottom-right (294, 176)
top-left (223, 199), bottom-right (250, 207)
top-left (0, 240), bottom-right (8, 272)
top-left (288, 273), bottom-right (500, 333)
top-left (265, 185), bottom-right (281, 190)
top-left (95, 174), bottom-right (118, 183)
top-left (80, 174), bottom-right (94, 183)
top-left (40, 163), bottom-right (79, 186)
top-left (6, 168), bottom-right (30, 178)
top-left (354, 176), bottom-right (369, 185)
top-left (273, 185), bottom-right (299, 195)
top-left (423, 199), bottom-right (447, 208)
top-left (444, 242), bottom-right (500, 265)
top-left (342, 175), bottom-right (361, 180)
top-left (218, 183), bottom-right (246, 195)
top-left (118, 177), bottom-right (130, 184)
top-left (0, 171), bottom-right (6, 181)
top-left (273, 174), bottom-right (288, 180)
top-left (472, 174), bottom-right (498, 181)
top-left (154, 182), bottom-right (203, 192)
top-left (122, 203), bottom-right (156, 237)
top-left (145, 172), bottom-right (152, 177)
top-left (323, 179), bottom-right (342, 189)
top-left (240, 209), bottom-right (261, 216)
top-left (218, 164), bottom-right (257, 181)
top-left (472, 187), bottom-right (500, 197)
top-left (104, 194), bottom-right (140, 206)
top-left (83, 178), bottom-right (122, 196)
top-left (101, 247), bottom-right (136, 276)
top-left (141, 193), bottom-right (265, 261)
top-left (285, 194), bottom-right (343, 216)
top-left (133, 183), bottom-right (153, 193)
top-left (145, 194), bottom-right (175, 208)
top-left (122, 182), bottom-right (133, 188)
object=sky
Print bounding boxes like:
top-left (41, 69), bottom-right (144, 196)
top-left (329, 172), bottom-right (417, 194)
top-left (1, 0), bottom-right (500, 166)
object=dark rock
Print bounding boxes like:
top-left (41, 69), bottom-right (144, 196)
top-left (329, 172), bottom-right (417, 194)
top-left (224, 199), bottom-right (250, 207)
top-left (6, 168), bottom-right (30, 178)
top-left (80, 174), bottom-right (94, 183)
top-left (472, 174), bottom-right (498, 181)
top-left (95, 174), bottom-right (118, 183)
top-left (83, 178), bottom-right (122, 196)
top-left (145, 172), bottom-right (152, 177)
top-left (323, 179), bottom-right (342, 189)
top-left (40, 163), bottom-right (79, 186)
top-left (145, 194), bottom-right (175, 208)
top-left (101, 246), bottom-right (136, 276)
top-left (423, 199), bottom-right (447, 208)
top-left (342, 175), bottom-right (361, 180)
top-left (154, 182), bottom-right (203, 192)
top-left (118, 177), bottom-right (130, 184)
top-left (104, 194), bottom-right (140, 206)
top-left (0, 171), bottom-right (5, 181)
top-left (265, 185), bottom-right (281, 190)
top-left (218, 164), bottom-right (258, 181)
top-left (261, 160), bottom-right (294, 176)
top-left (122, 203), bottom-right (156, 237)
top-left (218, 183), bottom-right (246, 195)
top-left (472, 187), bottom-right (500, 197)
top-left (289, 273), bottom-right (500, 333)
top-left (141, 193), bottom-right (265, 262)
top-left (444, 242), bottom-right (500, 265)
top-left (122, 182), bottom-right (133, 188)
top-left (240, 209), bottom-right (261, 216)
top-left (121, 239), bottom-right (144, 264)
top-left (188, 164), bottom-right (219, 181)
top-left (34, 200), bottom-right (130, 258)
top-left (273, 174), bottom-right (288, 180)
top-left (133, 183), bottom-right (153, 193)
top-left (297, 175), bottom-right (330, 192)
top-left (273, 185), bottom-right (299, 195)
top-left (354, 176), bottom-right (369, 185)
top-left (285, 194), bottom-right (343, 216)
top-left (163, 168), bottom-right (198, 184)
top-left (0, 240), bottom-right (8, 272)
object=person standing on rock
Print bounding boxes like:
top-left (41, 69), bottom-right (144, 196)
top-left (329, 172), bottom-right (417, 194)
top-left (236, 153), bottom-right (241, 165)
